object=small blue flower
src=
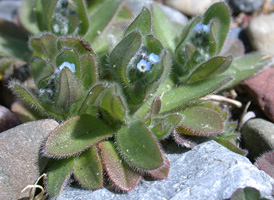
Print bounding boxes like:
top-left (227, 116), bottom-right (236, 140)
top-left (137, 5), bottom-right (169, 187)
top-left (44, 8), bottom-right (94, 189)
top-left (137, 59), bottom-right (151, 72)
top-left (148, 53), bottom-right (160, 64)
top-left (59, 62), bottom-right (76, 73)
top-left (194, 22), bottom-right (210, 33)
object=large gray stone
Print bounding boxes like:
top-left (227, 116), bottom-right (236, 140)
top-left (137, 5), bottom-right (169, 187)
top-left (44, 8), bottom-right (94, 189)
top-left (58, 140), bottom-right (274, 200)
top-left (0, 119), bottom-right (59, 200)
top-left (242, 118), bottom-right (274, 162)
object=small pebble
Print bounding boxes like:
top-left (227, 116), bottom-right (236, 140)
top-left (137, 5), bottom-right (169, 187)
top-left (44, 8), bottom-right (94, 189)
top-left (228, 0), bottom-right (264, 14)
top-left (247, 14), bottom-right (274, 54)
top-left (165, 0), bottom-right (222, 16)
top-left (242, 118), bottom-right (274, 162)
top-left (0, 105), bottom-right (20, 133)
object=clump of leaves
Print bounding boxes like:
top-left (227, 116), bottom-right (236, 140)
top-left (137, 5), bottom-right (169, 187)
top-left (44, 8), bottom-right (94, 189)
top-left (230, 187), bottom-right (270, 200)
top-left (6, 0), bottom-right (272, 198)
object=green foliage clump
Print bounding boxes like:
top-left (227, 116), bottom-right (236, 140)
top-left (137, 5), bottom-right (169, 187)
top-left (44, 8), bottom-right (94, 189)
top-left (0, 0), bottom-right (271, 197)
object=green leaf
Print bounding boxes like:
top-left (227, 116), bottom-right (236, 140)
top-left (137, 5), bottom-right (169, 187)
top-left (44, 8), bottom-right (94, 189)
top-left (79, 83), bottom-right (106, 114)
top-left (71, 0), bottom-right (89, 36)
top-left (146, 97), bottom-right (161, 125)
top-left (211, 136), bottom-right (247, 156)
top-left (31, 57), bottom-right (54, 88)
top-left (225, 54), bottom-right (271, 88)
top-left (56, 49), bottom-right (80, 77)
top-left (19, 0), bottom-right (39, 34)
top-left (148, 155), bottom-right (170, 179)
top-left (144, 35), bottom-right (164, 55)
top-left (152, 114), bottom-right (182, 139)
top-left (152, 4), bottom-right (176, 50)
top-left (230, 187), bottom-right (263, 200)
top-left (85, 0), bottom-right (121, 43)
top-left (109, 30), bottom-right (142, 87)
top-left (188, 56), bottom-right (232, 83)
top-left (116, 121), bottom-right (163, 170)
top-left (100, 83), bottom-right (127, 121)
top-left (9, 81), bottom-right (62, 119)
top-left (56, 68), bottom-right (82, 109)
top-left (202, 2), bottom-right (230, 54)
top-left (125, 7), bottom-right (151, 36)
top-left (177, 106), bottom-right (224, 136)
top-left (160, 76), bottom-right (231, 113)
top-left (98, 141), bottom-right (142, 191)
top-left (57, 37), bottom-right (95, 56)
top-left (44, 114), bottom-right (113, 157)
top-left (80, 54), bottom-right (98, 91)
top-left (36, 0), bottom-right (58, 31)
top-left (30, 34), bottom-right (57, 60)
top-left (74, 146), bottom-right (103, 190)
top-left (46, 157), bottom-right (74, 197)
top-left (0, 19), bottom-right (30, 61)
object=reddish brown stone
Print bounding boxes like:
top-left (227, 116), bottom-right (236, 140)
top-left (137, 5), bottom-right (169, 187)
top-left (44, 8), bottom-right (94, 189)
top-left (243, 67), bottom-right (274, 122)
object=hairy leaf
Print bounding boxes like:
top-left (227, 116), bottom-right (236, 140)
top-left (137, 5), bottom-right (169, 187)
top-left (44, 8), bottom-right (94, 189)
top-left (85, 0), bottom-right (121, 43)
top-left (57, 37), bottom-right (95, 56)
top-left (152, 4), bottom-right (176, 50)
top-left (188, 56), bottom-right (232, 83)
top-left (177, 106), bottom-right (224, 136)
top-left (109, 30), bottom-right (142, 87)
top-left (100, 83), bottom-right (127, 121)
top-left (99, 141), bottom-right (142, 191)
top-left (31, 57), bottom-right (54, 88)
top-left (30, 34), bottom-right (57, 60)
top-left (46, 157), bottom-right (74, 197)
top-left (125, 7), bottom-right (151, 36)
top-left (211, 136), bottom-right (247, 156)
top-left (74, 146), bottom-right (103, 189)
top-left (116, 121), bottom-right (163, 170)
top-left (160, 76), bottom-right (231, 113)
top-left (80, 54), bottom-right (98, 91)
top-left (56, 68), bottom-right (82, 109)
top-left (148, 155), bottom-right (170, 179)
top-left (36, 0), bottom-right (58, 31)
top-left (225, 54), bottom-right (271, 88)
top-left (44, 115), bottom-right (113, 157)
top-left (9, 81), bottom-right (62, 119)
top-left (79, 83), bottom-right (106, 114)
top-left (152, 114), bottom-right (182, 139)
top-left (203, 2), bottom-right (230, 54)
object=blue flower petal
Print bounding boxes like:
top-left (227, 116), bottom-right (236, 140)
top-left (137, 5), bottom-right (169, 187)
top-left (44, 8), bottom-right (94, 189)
top-left (137, 59), bottom-right (150, 72)
top-left (148, 53), bottom-right (160, 64)
top-left (59, 62), bottom-right (76, 73)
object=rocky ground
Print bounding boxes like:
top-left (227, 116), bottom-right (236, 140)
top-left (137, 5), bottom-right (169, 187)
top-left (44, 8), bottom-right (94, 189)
top-left (0, 0), bottom-right (274, 199)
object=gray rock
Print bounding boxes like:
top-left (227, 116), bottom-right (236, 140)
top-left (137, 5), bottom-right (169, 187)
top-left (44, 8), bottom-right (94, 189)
top-left (58, 140), bottom-right (274, 200)
top-left (247, 14), bottom-right (274, 54)
top-left (0, 119), bottom-right (59, 200)
top-left (228, 0), bottom-right (264, 13)
top-left (242, 118), bottom-right (274, 162)
top-left (0, 1), bottom-right (21, 21)
top-left (165, 0), bottom-right (223, 16)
